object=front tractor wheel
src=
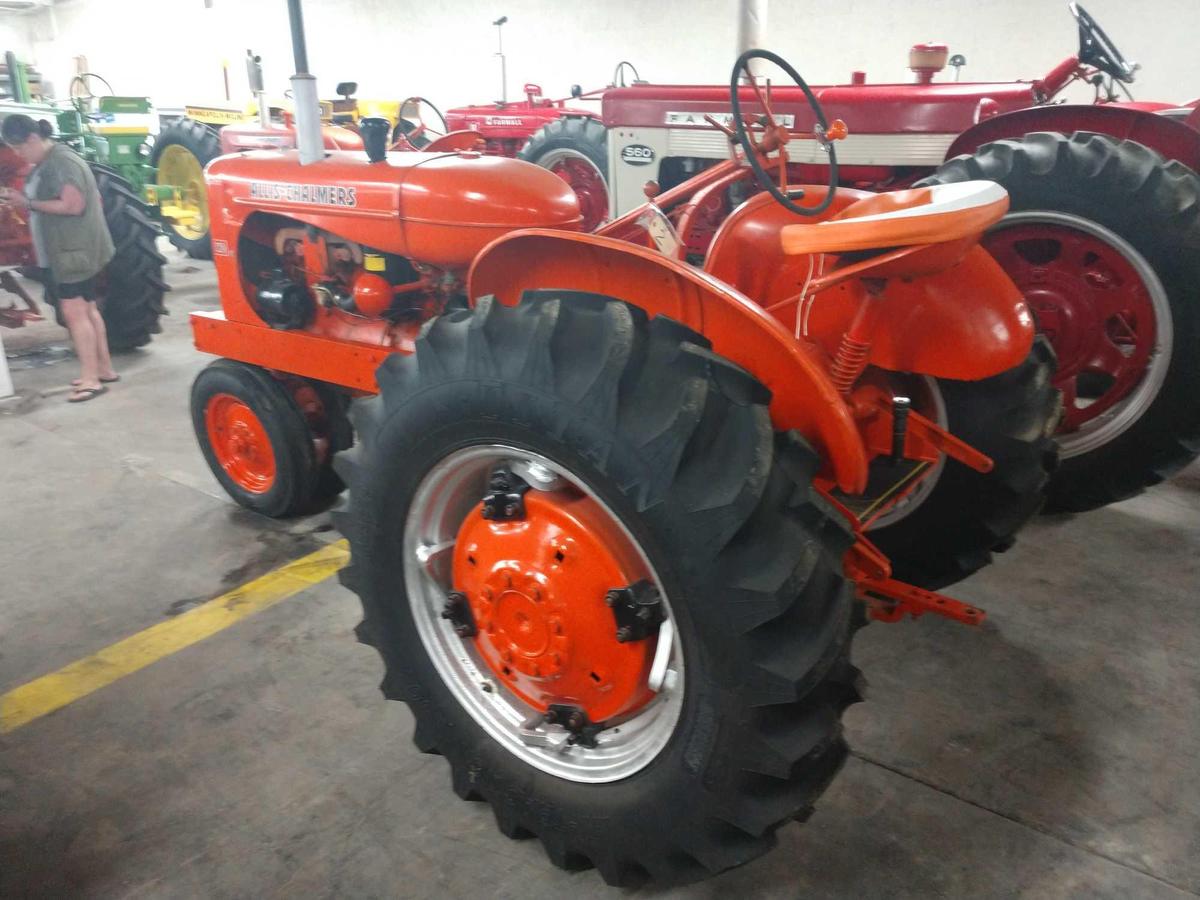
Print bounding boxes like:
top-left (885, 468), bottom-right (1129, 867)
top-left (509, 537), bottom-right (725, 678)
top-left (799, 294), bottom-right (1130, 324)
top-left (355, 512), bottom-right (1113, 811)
top-left (191, 360), bottom-right (349, 518)
top-left (336, 293), bottom-right (862, 885)
top-left (920, 132), bottom-right (1200, 511)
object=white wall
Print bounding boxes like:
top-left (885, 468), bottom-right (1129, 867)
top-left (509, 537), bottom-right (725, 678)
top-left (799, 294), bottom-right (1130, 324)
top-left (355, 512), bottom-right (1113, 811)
top-left (0, 18), bottom-right (32, 67)
top-left (2, 0), bottom-right (1197, 112)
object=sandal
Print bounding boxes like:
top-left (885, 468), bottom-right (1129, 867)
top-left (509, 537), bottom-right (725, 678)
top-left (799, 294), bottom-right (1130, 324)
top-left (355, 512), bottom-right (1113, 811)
top-left (72, 375), bottom-right (120, 386)
top-left (67, 385), bottom-right (108, 403)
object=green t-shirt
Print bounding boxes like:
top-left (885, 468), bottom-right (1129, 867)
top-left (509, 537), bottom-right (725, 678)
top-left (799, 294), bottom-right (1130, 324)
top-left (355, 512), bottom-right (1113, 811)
top-left (27, 144), bottom-right (115, 284)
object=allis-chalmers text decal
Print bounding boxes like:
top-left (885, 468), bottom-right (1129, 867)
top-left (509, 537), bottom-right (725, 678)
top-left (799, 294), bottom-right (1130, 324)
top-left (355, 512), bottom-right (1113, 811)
top-left (249, 182), bottom-right (358, 207)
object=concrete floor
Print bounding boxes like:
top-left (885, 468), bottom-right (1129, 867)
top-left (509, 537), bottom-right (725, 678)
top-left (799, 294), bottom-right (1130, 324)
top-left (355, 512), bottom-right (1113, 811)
top-left (1, 253), bottom-right (1198, 898)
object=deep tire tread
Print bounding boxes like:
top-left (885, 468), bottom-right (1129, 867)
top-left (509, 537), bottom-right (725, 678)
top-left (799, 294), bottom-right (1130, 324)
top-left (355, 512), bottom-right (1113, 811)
top-left (921, 131), bottom-right (1200, 511)
top-left (92, 165), bottom-right (169, 351)
top-left (868, 337), bottom-right (1060, 588)
top-left (338, 293), bottom-right (858, 886)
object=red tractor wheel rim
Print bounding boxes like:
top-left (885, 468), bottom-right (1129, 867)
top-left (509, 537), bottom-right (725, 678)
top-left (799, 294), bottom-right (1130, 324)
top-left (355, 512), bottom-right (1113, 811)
top-left (984, 213), bottom-right (1171, 450)
top-left (453, 492), bottom-right (657, 723)
top-left (543, 150), bottom-right (609, 232)
top-left (205, 393), bottom-right (277, 493)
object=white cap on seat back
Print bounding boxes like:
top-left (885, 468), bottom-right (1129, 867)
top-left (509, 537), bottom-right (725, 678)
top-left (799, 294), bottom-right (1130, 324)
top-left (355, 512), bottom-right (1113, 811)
top-left (780, 180), bottom-right (1011, 257)
top-left (841, 181), bottom-right (1008, 224)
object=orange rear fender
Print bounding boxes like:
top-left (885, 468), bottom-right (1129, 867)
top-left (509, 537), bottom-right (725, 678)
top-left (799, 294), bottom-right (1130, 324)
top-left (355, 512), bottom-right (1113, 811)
top-left (468, 229), bottom-right (869, 494)
top-left (707, 193), bottom-right (1036, 380)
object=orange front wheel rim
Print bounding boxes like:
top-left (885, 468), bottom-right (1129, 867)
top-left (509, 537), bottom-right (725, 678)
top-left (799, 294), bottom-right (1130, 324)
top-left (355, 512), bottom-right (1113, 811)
top-left (205, 393), bottom-right (277, 494)
top-left (454, 491), bottom-right (657, 723)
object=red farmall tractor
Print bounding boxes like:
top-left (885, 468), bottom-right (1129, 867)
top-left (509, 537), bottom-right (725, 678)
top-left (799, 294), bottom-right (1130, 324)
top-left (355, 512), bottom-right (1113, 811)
top-left (190, 15), bottom-right (1061, 880)
top-left (518, 3), bottom-right (1200, 513)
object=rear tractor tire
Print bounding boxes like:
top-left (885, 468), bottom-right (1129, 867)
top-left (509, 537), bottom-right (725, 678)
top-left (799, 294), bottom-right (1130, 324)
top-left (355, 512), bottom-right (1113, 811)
top-left (92, 164), bottom-right (169, 352)
top-left (335, 292), bottom-right (864, 886)
top-left (865, 338), bottom-right (1061, 589)
top-left (920, 131), bottom-right (1200, 512)
top-left (150, 118), bottom-right (222, 259)
top-left (519, 117), bottom-right (610, 232)
top-left (191, 360), bottom-right (350, 518)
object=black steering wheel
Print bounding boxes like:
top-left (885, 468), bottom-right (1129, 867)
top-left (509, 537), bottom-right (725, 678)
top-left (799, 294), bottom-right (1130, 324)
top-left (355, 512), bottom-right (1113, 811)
top-left (1070, 3), bottom-right (1136, 83)
top-left (393, 96), bottom-right (448, 148)
top-left (69, 73), bottom-right (114, 114)
top-left (729, 49), bottom-right (841, 217)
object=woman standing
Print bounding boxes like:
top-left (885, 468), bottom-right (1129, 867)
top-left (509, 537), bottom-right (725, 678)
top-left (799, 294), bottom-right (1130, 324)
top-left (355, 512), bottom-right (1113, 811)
top-left (0, 115), bottom-right (116, 402)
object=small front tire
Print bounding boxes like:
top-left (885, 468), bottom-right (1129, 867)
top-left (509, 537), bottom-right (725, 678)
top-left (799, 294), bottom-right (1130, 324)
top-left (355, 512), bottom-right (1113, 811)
top-left (191, 360), bottom-right (333, 517)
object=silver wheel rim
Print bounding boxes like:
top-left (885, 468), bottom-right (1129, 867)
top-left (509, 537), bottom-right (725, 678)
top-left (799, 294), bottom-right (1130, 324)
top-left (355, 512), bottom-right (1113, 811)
top-left (867, 376), bottom-right (949, 531)
top-left (404, 444), bottom-right (685, 784)
top-left (991, 211), bottom-right (1173, 459)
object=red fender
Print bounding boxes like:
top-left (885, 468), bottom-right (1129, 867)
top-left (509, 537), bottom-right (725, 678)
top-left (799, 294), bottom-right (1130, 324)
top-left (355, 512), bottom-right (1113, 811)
top-left (468, 229), bottom-right (869, 494)
top-left (945, 104), bottom-right (1200, 172)
top-left (705, 192), bottom-right (1036, 381)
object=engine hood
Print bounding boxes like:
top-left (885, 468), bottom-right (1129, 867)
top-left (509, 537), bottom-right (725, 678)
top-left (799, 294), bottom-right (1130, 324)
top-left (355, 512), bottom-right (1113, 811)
top-left (206, 149), bottom-right (583, 267)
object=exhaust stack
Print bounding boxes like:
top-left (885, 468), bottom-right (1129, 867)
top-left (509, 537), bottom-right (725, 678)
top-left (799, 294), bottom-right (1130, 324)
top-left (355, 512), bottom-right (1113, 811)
top-left (286, 0), bottom-right (324, 165)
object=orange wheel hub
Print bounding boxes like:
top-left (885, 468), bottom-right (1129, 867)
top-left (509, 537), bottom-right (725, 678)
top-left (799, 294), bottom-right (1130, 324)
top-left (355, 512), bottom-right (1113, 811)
top-left (205, 393), bottom-right (277, 493)
top-left (452, 491), bottom-right (658, 722)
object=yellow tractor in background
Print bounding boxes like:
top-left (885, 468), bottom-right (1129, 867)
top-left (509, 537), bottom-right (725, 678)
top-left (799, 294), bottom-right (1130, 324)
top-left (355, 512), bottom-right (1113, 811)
top-left (151, 52), bottom-right (412, 258)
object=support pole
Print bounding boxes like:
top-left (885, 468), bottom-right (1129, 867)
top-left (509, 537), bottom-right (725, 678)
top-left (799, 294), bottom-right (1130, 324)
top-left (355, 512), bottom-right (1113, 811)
top-left (285, 0), bottom-right (324, 165)
top-left (493, 16), bottom-right (509, 103)
top-left (736, 0), bottom-right (768, 75)
top-left (0, 329), bottom-right (14, 400)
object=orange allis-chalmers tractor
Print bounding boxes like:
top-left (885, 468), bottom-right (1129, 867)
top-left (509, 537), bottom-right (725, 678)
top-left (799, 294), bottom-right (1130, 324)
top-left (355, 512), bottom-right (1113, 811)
top-left (191, 38), bottom-right (1060, 886)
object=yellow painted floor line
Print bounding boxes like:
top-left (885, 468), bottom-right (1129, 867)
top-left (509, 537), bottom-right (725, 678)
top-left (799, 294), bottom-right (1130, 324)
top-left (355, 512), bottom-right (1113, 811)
top-left (0, 539), bottom-right (349, 735)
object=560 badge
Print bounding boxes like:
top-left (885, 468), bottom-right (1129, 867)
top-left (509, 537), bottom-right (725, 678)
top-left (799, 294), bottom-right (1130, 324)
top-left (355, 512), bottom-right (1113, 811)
top-left (620, 144), bottom-right (656, 166)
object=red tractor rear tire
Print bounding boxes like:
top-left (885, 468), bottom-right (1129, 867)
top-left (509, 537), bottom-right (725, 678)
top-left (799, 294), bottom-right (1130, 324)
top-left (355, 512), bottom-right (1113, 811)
top-left (920, 131), bottom-right (1200, 512)
top-left (335, 293), bottom-right (863, 885)
top-left (520, 117), bottom-right (610, 231)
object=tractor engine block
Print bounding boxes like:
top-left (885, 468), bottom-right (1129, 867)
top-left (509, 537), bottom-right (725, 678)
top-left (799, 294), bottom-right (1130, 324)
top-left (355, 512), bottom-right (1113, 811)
top-left (250, 224), bottom-right (442, 339)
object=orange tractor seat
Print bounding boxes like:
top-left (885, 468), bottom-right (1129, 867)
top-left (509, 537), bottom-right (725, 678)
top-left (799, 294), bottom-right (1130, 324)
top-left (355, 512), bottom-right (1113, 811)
top-left (780, 181), bottom-right (1010, 257)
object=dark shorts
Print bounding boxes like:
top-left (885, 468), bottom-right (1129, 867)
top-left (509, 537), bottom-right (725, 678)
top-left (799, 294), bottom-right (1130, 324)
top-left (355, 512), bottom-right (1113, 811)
top-left (44, 275), bottom-right (100, 305)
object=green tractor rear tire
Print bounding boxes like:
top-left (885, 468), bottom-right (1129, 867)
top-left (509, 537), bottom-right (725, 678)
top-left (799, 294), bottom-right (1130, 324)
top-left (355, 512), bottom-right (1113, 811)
top-left (150, 118), bottom-right (221, 259)
top-left (92, 163), bottom-right (169, 352)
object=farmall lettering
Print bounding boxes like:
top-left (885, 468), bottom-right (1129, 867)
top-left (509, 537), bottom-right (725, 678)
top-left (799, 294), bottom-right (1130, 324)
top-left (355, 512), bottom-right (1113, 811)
top-left (249, 182), bottom-right (359, 207)
top-left (665, 111), bottom-right (797, 128)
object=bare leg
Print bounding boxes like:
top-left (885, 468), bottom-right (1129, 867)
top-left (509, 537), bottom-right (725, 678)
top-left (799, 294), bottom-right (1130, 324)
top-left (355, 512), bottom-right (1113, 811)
top-left (60, 297), bottom-right (101, 394)
top-left (86, 302), bottom-right (117, 380)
